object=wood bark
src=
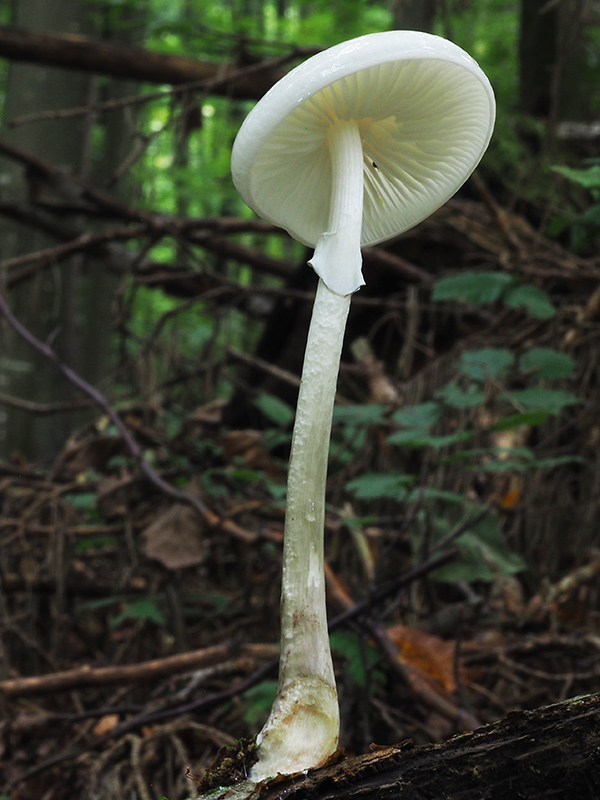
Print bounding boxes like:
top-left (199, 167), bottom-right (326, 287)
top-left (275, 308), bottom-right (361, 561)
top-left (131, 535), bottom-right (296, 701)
top-left (0, 25), bottom-right (285, 99)
top-left (252, 693), bottom-right (600, 800)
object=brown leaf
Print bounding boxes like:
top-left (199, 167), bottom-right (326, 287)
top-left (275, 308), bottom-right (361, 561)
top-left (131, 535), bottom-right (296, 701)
top-left (142, 503), bottom-right (207, 570)
top-left (96, 473), bottom-right (139, 518)
top-left (93, 714), bottom-right (120, 738)
top-left (386, 624), bottom-right (460, 693)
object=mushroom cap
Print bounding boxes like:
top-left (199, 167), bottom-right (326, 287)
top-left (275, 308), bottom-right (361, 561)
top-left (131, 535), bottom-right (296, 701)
top-left (231, 30), bottom-right (495, 250)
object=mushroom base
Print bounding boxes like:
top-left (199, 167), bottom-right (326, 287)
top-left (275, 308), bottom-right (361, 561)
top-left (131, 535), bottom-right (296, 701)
top-left (250, 676), bottom-right (339, 782)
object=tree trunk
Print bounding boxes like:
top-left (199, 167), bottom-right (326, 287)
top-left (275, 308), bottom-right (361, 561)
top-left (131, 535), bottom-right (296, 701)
top-left (391, 0), bottom-right (436, 32)
top-left (0, 0), bottom-right (95, 460)
top-left (519, 0), bottom-right (591, 121)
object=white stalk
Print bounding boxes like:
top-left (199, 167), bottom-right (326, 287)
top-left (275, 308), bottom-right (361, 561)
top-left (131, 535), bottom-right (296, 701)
top-left (251, 120), bottom-right (365, 781)
top-left (310, 120), bottom-right (366, 296)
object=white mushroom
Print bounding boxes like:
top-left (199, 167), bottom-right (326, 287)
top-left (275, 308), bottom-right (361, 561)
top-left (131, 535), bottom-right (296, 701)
top-left (231, 30), bottom-right (495, 782)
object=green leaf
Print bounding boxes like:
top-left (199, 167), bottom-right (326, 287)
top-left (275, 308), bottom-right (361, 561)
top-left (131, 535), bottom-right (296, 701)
top-left (407, 487), bottom-right (465, 504)
top-left (387, 430), bottom-right (473, 449)
top-left (333, 403), bottom-right (386, 426)
top-left (504, 388), bottom-right (580, 414)
top-left (435, 381), bottom-right (485, 409)
top-left (533, 455), bottom-right (586, 468)
top-left (330, 631), bottom-right (379, 688)
top-left (253, 393), bottom-right (294, 427)
top-left (552, 164), bottom-right (600, 190)
top-left (391, 402), bottom-right (441, 429)
top-left (457, 348), bottom-right (515, 382)
top-left (502, 284), bottom-right (556, 319)
top-left (110, 598), bottom-right (166, 628)
top-left (62, 492), bottom-right (97, 511)
top-left (74, 535), bottom-right (118, 552)
top-left (579, 204), bottom-right (600, 227)
top-left (432, 514), bottom-right (526, 583)
top-left (518, 348), bottom-right (576, 378)
top-left (546, 215), bottom-right (570, 238)
top-left (346, 472), bottom-right (414, 500)
top-left (491, 410), bottom-right (550, 431)
top-left (432, 271), bottom-right (516, 305)
top-left (244, 681), bottom-right (278, 728)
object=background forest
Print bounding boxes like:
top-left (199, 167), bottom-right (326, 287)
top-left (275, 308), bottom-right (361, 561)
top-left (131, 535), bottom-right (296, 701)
top-left (1, 1), bottom-right (600, 798)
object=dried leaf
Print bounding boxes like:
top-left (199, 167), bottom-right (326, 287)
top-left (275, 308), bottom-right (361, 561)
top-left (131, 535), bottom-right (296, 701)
top-left (142, 504), bottom-right (207, 570)
top-left (386, 624), bottom-right (459, 693)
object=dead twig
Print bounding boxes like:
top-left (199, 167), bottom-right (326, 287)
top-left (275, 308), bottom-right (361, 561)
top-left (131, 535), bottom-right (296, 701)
top-left (0, 642), bottom-right (277, 698)
top-left (0, 290), bottom-right (260, 543)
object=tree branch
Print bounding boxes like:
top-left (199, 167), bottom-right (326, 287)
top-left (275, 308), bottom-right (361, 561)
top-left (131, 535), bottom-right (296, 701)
top-left (0, 25), bottom-right (288, 99)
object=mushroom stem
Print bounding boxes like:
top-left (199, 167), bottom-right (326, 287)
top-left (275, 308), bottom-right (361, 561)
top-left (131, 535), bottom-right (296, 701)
top-left (251, 118), bottom-right (366, 782)
top-left (309, 119), bottom-right (366, 297)
top-left (250, 280), bottom-right (350, 781)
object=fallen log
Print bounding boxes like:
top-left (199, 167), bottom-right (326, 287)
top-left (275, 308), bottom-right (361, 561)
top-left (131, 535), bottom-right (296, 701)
top-left (204, 693), bottom-right (600, 800)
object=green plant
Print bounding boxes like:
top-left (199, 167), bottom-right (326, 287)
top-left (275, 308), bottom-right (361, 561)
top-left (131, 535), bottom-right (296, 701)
top-left (433, 271), bottom-right (556, 319)
top-left (76, 595), bottom-right (166, 628)
top-left (339, 335), bottom-right (582, 586)
top-left (549, 162), bottom-right (600, 252)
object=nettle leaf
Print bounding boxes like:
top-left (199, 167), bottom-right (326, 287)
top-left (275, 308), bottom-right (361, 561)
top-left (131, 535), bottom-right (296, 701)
top-left (347, 472), bottom-right (414, 500)
top-left (502, 284), bottom-right (556, 319)
top-left (458, 348), bottom-right (515, 382)
top-left (432, 271), bottom-right (516, 305)
top-left (333, 403), bottom-right (386, 426)
top-left (519, 348), bottom-right (576, 379)
top-left (435, 380), bottom-right (485, 409)
top-left (391, 401), bottom-right (441, 429)
top-left (387, 430), bottom-right (473, 449)
top-left (504, 388), bottom-right (580, 414)
top-left (432, 514), bottom-right (526, 584)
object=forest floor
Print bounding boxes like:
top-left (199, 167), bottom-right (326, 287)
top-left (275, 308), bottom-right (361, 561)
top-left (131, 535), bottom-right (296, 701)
top-left (2, 401), bottom-right (600, 800)
top-left (2, 192), bottom-right (600, 800)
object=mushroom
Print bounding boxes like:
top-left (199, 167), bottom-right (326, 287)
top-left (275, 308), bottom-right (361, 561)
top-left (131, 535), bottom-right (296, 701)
top-left (231, 30), bottom-right (495, 782)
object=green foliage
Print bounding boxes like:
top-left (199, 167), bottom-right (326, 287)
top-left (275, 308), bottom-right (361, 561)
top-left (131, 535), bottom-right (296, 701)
top-left (334, 403), bottom-right (387, 426)
top-left (62, 492), bottom-right (102, 523)
top-left (549, 163), bottom-right (600, 252)
top-left (253, 393), bottom-right (295, 427)
top-left (347, 472), bottom-right (415, 501)
top-left (74, 535), bottom-right (119, 552)
top-left (435, 381), bottom-right (485, 409)
top-left (76, 595), bottom-right (166, 628)
top-left (433, 271), bottom-right (556, 319)
top-left (502, 283), bottom-right (556, 319)
top-left (109, 597), bottom-right (166, 628)
top-left (391, 402), bottom-right (440, 429)
top-left (502, 387), bottom-right (580, 414)
top-left (243, 681), bottom-right (278, 728)
top-left (330, 630), bottom-right (382, 688)
top-left (432, 271), bottom-right (515, 305)
top-left (518, 348), bottom-right (576, 379)
top-left (457, 348), bottom-right (514, 382)
top-left (338, 272), bottom-right (583, 585)
top-left (427, 511), bottom-right (526, 583)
